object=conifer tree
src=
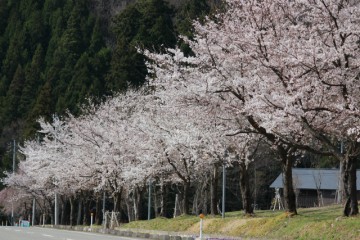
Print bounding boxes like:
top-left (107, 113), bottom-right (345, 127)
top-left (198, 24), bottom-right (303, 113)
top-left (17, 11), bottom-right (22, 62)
top-left (107, 0), bottom-right (177, 92)
top-left (19, 44), bottom-right (44, 116)
top-left (3, 65), bottom-right (25, 122)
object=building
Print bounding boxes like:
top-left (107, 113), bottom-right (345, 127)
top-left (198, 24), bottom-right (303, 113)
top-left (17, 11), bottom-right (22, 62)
top-left (270, 168), bottom-right (360, 208)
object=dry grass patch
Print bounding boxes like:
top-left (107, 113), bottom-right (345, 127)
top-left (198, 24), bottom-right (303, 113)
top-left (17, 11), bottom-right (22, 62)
top-left (121, 205), bottom-right (360, 239)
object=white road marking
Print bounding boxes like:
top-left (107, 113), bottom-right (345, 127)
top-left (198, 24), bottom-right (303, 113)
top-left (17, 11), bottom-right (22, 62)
top-left (14, 229), bottom-right (22, 232)
top-left (26, 231), bottom-right (35, 234)
top-left (42, 234), bottom-right (54, 237)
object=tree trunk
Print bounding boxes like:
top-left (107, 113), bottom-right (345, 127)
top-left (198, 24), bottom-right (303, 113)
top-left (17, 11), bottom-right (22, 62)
top-left (113, 190), bottom-right (122, 213)
top-left (50, 212), bottom-right (54, 225)
top-left (82, 199), bottom-right (88, 225)
top-left (183, 180), bottom-right (191, 215)
top-left (239, 161), bottom-right (254, 215)
top-left (282, 156), bottom-right (297, 215)
top-left (133, 187), bottom-right (141, 221)
top-left (113, 194), bottom-right (119, 212)
top-left (69, 197), bottom-right (74, 226)
top-left (158, 179), bottom-right (166, 217)
top-left (76, 199), bottom-right (82, 226)
top-left (60, 196), bottom-right (66, 225)
top-left (95, 195), bottom-right (101, 225)
top-left (126, 198), bottom-right (132, 222)
top-left (210, 166), bottom-right (219, 215)
top-left (343, 157), bottom-right (359, 216)
top-left (338, 160), bottom-right (346, 204)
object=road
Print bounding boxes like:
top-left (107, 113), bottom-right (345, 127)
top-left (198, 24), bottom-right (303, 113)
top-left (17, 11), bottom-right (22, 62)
top-left (0, 226), bottom-right (144, 240)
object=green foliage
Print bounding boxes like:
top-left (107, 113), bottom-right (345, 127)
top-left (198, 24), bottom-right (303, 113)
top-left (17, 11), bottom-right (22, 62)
top-left (19, 44), bottom-right (44, 116)
top-left (175, 0), bottom-right (211, 56)
top-left (0, 0), bottom-right (111, 170)
top-left (107, 0), bottom-right (177, 91)
top-left (3, 65), bottom-right (25, 122)
top-left (175, 0), bottom-right (210, 38)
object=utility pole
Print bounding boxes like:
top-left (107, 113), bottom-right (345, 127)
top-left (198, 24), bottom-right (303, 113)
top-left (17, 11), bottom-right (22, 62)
top-left (12, 140), bottom-right (16, 172)
top-left (11, 140), bottom-right (16, 226)
top-left (222, 149), bottom-right (228, 219)
top-left (254, 164), bottom-right (257, 210)
top-left (32, 198), bottom-right (35, 226)
top-left (102, 191), bottom-right (106, 229)
top-left (54, 193), bottom-right (58, 225)
top-left (222, 164), bottom-right (226, 218)
top-left (54, 124), bottom-right (59, 226)
top-left (148, 179), bottom-right (152, 220)
top-left (337, 141), bottom-right (344, 204)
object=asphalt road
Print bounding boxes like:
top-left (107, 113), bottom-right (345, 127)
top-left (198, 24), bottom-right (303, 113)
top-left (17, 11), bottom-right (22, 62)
top-left (0, 226), bottom-right (144, 240)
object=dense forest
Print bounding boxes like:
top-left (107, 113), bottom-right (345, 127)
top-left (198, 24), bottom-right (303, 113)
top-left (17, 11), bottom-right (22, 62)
top-left (0, 0), bottom-right (211, 182)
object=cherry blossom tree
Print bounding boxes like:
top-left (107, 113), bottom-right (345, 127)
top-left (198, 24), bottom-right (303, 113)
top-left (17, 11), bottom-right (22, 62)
top-left (203, 0), bottom-right (360, 216)
top-left (144, 0), bottom-right (360, 215)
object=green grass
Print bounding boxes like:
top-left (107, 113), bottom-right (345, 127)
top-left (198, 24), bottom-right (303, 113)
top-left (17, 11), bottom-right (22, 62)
top-left (121, 205), bottom-right (360, 239)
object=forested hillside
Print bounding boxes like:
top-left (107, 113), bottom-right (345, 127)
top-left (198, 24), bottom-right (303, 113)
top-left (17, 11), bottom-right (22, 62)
top-left (0, 0), bottom-right (211, 182)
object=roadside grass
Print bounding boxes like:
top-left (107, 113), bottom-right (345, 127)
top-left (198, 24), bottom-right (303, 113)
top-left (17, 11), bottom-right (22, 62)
top-left (121, 204), bottom-right (360, 239)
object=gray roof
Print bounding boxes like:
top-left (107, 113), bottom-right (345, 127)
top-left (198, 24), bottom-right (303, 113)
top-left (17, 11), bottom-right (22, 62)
top-left (270, 168), bottom-right (360, 190)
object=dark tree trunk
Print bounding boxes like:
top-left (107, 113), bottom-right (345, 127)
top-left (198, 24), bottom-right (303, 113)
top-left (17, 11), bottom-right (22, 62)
top-left (158, 180), bottom-right (166, 217)
top-left (210, 166), bottom-right (219, 215)
top-left (69, 197), bottom-right (74, 226)
top-left (60, 197), bottom-right (66, 225)
top-left (183, 180), bottom-right (191, 215)
top-left (282, 155), bottom-right (297, 215)
top-left (82, 199), bottom-right (88, 225)
top-left (95, 195), bottom-right (101, 225)
top-left (339, 160), bottom-right (346, 203)
top-left (113, 194), bottom-right (119, 212)
top-left (76, 199), bottom-right (82, 226)
top-left (133, 187), bottom-right (142, 221)
top-left (239, 161), bottom-right (254, 215)
top-left (343, 157), bottom-right (359, 216)
top-left (50, 212), bottom-right (54, 225)
top-left (113, 190), bottom-right (122, 213)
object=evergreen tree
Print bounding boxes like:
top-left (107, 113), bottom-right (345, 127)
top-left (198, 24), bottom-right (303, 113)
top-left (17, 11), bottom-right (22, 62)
top-left (175, 0), bottom-right (210, 38)
top-left (0, 26), bottom-right (25, 96)
top-left (0, 1), bottom-right (9, 65)
top-left (0, 1), bottom-right (8, 35)
top-left (23, 9), bottom-right (46, 53)
top-left (30, 80), bottom-right (53, 121)
top-left (19, 44), bottom-right (44, 116)
top-left (135, 0), bottom-right (176, 51)
top-left (107, 0), bottom-right (177, 92)
top-left (64, 53), bottom-right (92, 115)
top-left (3, 65), bottom-right (25, 123)
top-left (88, 18), bottom-right (105, 54)
top-left (175, 0), bottom-right (210, 55)
top-left (23, 77), bottom-right (50, 137)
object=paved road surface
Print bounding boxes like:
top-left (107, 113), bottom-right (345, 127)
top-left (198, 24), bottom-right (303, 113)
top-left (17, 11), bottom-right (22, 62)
top-left (0, 226), bottom-right (144, 240)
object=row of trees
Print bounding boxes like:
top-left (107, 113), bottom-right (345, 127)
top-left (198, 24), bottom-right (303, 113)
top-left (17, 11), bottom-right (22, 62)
top-left (3, 85), bottom-right (259, 224)
top-left (144, 0), bottom-right (360, 216)
top-left (2, 0), bottom-right (360, 226)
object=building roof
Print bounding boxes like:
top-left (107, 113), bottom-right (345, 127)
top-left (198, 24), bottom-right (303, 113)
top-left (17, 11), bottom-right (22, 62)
top-left (270, 168), bottom-right (360, 190)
